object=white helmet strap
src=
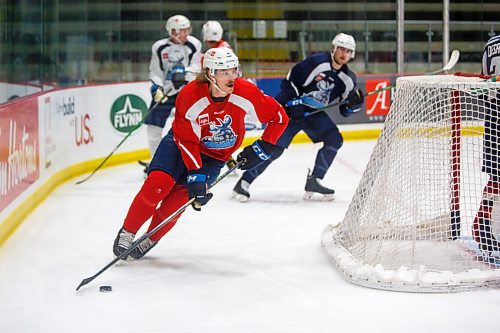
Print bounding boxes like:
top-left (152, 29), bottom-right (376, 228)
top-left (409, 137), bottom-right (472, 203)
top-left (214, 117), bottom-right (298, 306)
top-left (205, 70), bottom-right (228, 96)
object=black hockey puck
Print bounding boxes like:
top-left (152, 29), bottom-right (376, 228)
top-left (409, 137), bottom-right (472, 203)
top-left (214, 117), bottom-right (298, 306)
top-left (99, 285), bottom-right (112, 292)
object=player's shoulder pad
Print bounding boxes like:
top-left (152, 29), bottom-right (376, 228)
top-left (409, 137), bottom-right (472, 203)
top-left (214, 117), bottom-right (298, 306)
top-left (152, 38), bottom-right (170, 51)
top-left (306, 52), bottom-right (331, 65)
top-left (176, 81), bottom-right (207, 114)
top-left (340, 64), bottom-right (357, 82)
top-left (234, 77), bottom-right (261, 94)
top-left (486, 35), bottom-right (500, 46)
top-left (187, 35), bottom-right (202, 50)
top-left (178, 79), bottom-right (201, 97)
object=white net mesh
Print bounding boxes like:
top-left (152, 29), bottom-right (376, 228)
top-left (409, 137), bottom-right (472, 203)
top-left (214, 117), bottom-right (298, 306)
top-left (322, 75), bottom-right (500, 292)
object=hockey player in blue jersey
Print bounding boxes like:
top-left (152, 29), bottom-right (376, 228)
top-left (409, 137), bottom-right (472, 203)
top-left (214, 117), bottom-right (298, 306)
top-left (473, 34), bottom-right (500, 259)
top-left (232, 33), bottom-right (364, 201)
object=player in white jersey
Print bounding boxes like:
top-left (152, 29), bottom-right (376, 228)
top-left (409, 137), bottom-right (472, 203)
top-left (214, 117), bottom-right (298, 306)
top-left (473, 34), bottom-right (500, 260)
top-left (142, 15), bottom-right (202, 173)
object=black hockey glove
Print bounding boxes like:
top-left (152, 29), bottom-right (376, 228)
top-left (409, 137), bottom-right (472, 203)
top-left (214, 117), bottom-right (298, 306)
top-left (186, 171), bottom-right (213, 211)
top-left (285, 104), bottom-right (307, 119)
top-left (340, 88), bottom-right (364, 117)
top-left (169, 65), bottom-right (187, 89)
top-left (237, 139), bottom-right (277, 170)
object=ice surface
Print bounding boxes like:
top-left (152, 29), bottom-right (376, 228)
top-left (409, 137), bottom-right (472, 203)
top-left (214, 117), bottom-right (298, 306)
top-left (0, 141), bottom-right (498, 332)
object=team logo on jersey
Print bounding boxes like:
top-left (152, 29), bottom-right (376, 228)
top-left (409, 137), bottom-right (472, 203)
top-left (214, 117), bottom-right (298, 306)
top-left (314, 73), bottom-right (326, 81)
top-left (305, 80), bottom-right (335, 108)
top-left (201, 115), bottom-right (237, 149)
top-left (198, 114), bottom-right (210, 126)
top-left (109, 94), bottom-right (148, 133)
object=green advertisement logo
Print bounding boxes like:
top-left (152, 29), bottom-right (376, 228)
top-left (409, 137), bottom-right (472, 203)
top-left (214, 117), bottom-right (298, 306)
top-left (110, 94), bottom-right (148, 133)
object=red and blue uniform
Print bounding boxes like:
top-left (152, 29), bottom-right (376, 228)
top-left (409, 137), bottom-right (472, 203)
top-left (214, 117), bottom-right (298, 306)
top-left (122, 78), bottom-right (288, 240)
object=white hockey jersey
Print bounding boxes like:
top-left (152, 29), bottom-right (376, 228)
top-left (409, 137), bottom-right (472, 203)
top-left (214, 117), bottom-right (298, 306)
top-left (149, 35), bottom-right (202, 96)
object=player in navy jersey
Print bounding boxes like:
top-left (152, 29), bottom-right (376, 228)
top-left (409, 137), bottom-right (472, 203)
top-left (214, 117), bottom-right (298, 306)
top-left (232, 33), bottom-right (365, 202)
top-left (141, 15), bottom-right (202, 174)
top-left (473, 34), bottom-right (500, 259)
top-left (113, 47), bottom-right (288, 259)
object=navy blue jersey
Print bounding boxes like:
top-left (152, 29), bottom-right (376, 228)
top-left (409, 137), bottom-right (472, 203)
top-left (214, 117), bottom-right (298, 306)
top-left (482, 35), bottom-right (500, 76)
top-left (481, 35), bottom-right (500, 181)
top-left (275, 52), bottom-right (359, 111)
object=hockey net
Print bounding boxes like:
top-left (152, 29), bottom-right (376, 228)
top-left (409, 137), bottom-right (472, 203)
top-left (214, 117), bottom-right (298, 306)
top-left (322, 74), bottom-right (500, 292)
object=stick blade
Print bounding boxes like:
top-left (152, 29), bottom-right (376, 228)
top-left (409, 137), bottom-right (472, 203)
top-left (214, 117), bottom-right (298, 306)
top-left (425, 49), bottom-right (460, 75)
top-left (75, 172), bottom-right (95, 185)
top-left (76, 276), bottom-right (94, 291)
top-left (443, 49), bottom-right (460, 71)
top-left (75, 178), bottom-right (88, 185)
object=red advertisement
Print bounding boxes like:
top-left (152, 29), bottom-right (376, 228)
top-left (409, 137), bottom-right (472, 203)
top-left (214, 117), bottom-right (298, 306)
top-left (0, 98), bottom-right (40, 212)
top-left (365, 79), bottom-right (391, 117)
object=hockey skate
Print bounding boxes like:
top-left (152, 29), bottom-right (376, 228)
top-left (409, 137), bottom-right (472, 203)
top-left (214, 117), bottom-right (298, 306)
top-left (113, 227), bottom-right (136, 260)
top-left (130, 237), bottom-right (158, 259)
top-left (303, 171), bottom-right (335, 201)
top-left (232, 178), bottom-right (250, 202)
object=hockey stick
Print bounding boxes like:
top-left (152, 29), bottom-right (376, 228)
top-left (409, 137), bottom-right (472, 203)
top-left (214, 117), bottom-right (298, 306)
top-left (453, 72), bottom-right (500, 95)
top-left (425, 49), bottom-right (460, 75)
top-left (76, 85), bottom-right (177, 185)
top-left (454, 72), bottom-right (499, 82)
top-left (295, 49), bottom-right (461, 118)
top-left (76, 160), bottom-right (243, 291)
top-left (75, 101), bottom-right (162, 185)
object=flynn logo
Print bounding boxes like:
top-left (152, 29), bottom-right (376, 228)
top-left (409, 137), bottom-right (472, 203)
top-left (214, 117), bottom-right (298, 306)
top-left (110, 95), bottom-right (148, 133)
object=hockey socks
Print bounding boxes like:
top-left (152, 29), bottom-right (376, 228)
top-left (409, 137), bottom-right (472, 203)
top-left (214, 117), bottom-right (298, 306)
top-left (147, 185), bottom-right (189, 241)
top-left (123, 171), bottom-right (175, 234)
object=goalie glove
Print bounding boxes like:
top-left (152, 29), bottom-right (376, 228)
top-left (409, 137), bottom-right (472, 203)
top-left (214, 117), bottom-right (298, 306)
top-left (151, 84), bottom-right (169, 104)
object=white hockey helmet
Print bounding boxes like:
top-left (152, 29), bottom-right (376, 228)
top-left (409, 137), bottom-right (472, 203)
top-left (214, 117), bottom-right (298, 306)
top-left (203, 47), bottom-right (239, 76)
top-left (165, 15), bottom-right (191, 36)
top-left (202, 21), bottom-right (223, 42)
top-left (332, 33), bottom-right (356, 59)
